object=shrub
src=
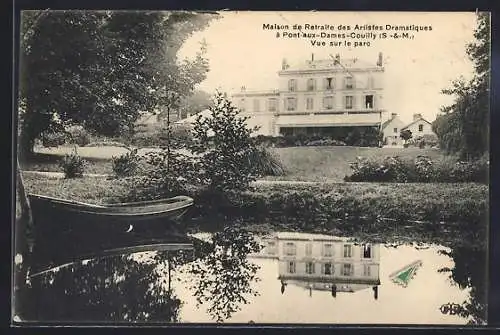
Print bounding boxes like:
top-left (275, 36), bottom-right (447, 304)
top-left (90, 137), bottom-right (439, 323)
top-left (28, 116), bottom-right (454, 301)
top-left (246, 146), bottom-right (286, 176)
top-left (40, 132), bottom-right (67, 147)
top-left (59, 153), bottom-right (87, 178)
top-left (345, 155), bottom-right (489, 183)
top-left (67, 126), bottom-right (91, 147)
top-left (112, 148), bottom-right (140, 178)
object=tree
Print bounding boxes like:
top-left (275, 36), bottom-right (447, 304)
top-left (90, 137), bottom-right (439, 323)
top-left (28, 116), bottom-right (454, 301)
top-left (400, 129), bottom-right (412, 144)
top-left (177, 89), bottom-right (213, 119)
top-left (190, 92), bottom-right (261, 193)
top-left (433, 12), bottom-right (490, 160)
top-left (18, 10), bottom-right (216, 159)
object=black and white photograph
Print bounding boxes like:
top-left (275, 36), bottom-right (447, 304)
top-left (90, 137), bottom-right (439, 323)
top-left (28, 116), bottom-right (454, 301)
top-left (13, 10), bottom-right (489, 325)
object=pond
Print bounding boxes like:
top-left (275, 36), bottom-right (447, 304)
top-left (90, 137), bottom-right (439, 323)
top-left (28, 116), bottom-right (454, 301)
top-left (173, 232), bottom-right (479, 324)
top-left (24, 228), bottom-right (486, 325)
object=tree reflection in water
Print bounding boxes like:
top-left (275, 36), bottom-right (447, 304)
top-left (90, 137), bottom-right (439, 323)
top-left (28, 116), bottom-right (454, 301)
top-left (25, 226), bottom-right (261, 323)
top-left (438, 245), bottom-right (487, 325)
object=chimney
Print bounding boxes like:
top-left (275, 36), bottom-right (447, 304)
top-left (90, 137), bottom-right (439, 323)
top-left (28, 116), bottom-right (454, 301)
top-left (391, 113), bottom-right (397, 119)
top-left (282, 58), bottom-right (289, 70)
top-left (377, 52), bottom-right (383, 67)
top-left (413, 113), bottom-right (422, 121)
top-left (311, 53), bottom-right (314, 62)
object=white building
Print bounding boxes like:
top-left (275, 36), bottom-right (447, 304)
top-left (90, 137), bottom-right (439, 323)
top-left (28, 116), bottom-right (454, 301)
top-left (252, 232), bottom-right (381, 299)
top-left (381, 113), bottom-right (437, 147)
top-left (401, 113), bottom-right (436, 139)
top-left (231, 53), bottom-right (386, 137)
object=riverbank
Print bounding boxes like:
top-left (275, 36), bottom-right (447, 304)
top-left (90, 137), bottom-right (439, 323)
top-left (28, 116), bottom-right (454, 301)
top-left (21, 173), bottom-right (488, 248)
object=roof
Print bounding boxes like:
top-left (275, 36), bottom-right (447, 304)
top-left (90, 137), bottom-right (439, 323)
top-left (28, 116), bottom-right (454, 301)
top-left (283, 58), bottom-right (379, 73)
top-left (401, 117), bottom-right (433, 130)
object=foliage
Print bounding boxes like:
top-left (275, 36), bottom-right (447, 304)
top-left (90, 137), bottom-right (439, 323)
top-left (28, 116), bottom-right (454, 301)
top-left (130, 123), bottom-right (193, 148)
top-left (246, 146), bottom-right (286, 177)
top-left (189, 92), bottom-right (261, 193)
top-left (433, 12), bottom-right (490, 159)
top-left (186, 226), bottom-right (261, 322)
top-left (400, 129), bottom-right (412, 142)
top-left (40, 131), bottom-right (67, 147)
top-left (123, 149), bottom-right (204, 201)
top-left (345, 155), bottom-right (488, 183)
top-left (175, 89), bottom-right (213, 120)
top-left (26, 252), bottom-right (183, 322)
top-left (66, 126), bottom-right (91, 147)
top-left (253, 135), bottom-right (347, 148)
top-left (438, 245), bottom-right (487, 325)
top-left (59, 152), bottom-right (87, 178)
top-left (111, 148), bottom-right (140, 178)
top-left (19, 10), bottom-right (216, 158)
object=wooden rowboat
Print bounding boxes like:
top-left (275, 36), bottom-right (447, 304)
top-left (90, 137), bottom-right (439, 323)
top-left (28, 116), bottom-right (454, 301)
top-left (28, 193), bottom-right (194, 223)
top-left (26, 193), bottom-right (196, 273)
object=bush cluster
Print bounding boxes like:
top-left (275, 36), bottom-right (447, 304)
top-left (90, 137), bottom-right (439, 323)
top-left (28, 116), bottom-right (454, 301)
top-left (344, 155), bottom-right (489, 183)
top-left (111, 148), bottom-right (141, 178)
top-left (252, 133), bottom-right (380, 148)
top-left (59, 153), bottom-right (87, 178)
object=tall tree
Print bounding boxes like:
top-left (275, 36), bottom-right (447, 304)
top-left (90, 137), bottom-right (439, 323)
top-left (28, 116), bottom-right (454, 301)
top-left (433, 12), bottom-right (490, 159)
top-left (18, 10), bottom-right (216, 159)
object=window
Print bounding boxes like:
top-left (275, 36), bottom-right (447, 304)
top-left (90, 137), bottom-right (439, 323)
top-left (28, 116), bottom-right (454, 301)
top-left (240, 99), bottom-right (245, 112)
top-left (419, 124), bottom-right (424, 132)
top-left (363, 244), bottom-right (372, 259)
top-left (343, 244), bottom-right (352, 258)
top-left (288, 261), bottom-right (296, 274)
top-left (365, 95), bottom-right (374, 109)
top-left (305, 243), bottom-right (312, 256)
top-left (345, 96), bottom-right (354, 109)
top-left (306, 262), bottom-right (315, 274)
top-left (323, 263), bottom-right (333, 275)
top-left (253, 99), bottom-right (260, 112)
top-left (306, 97), bottom-right (314, 110)
top-left (284, 242), bottom-right (296, 256)
top-left (394, 127), bottom-right (398, 134)
top-left (307, 78), bottom-right (316, 91)
top-left (267, 241), bottom-right (276, 254)
top-left (323, 96), bottom-right (334, 110)
top-left (363, 264), bottom-right (371, 277)
top-left (342, 263), bottom-right (353, 276)
top-left (285, 97), bottom-right (297, 111)
top-left (323, 244), bottom-right (333, 257)
top-left (345, 76), bottom-right (354, 89)
top-left (325, 77), bottom-right (334, 90)
top-left (288, 79), bottom-right (297, 92)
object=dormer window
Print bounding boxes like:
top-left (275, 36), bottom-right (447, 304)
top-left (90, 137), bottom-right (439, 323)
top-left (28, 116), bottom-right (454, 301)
top-left (288, 79), bottom-right (297, 92)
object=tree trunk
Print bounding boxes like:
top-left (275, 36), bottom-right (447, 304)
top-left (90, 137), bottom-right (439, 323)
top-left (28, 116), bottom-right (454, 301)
top-left (13, 160), bottom-right (35, 321)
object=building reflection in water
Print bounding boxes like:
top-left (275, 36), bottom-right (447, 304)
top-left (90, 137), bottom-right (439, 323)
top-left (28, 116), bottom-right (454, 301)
top-left (253, 233), bottom-right (380, 300)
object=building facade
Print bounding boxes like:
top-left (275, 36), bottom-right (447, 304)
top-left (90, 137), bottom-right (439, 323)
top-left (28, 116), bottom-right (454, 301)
top-left (231, 54), bottom-right (386, 137)
top-left (252, 232), bottom-right (381, 298)
top-left (381, 113), bottom-right (437, 147)
top-left (401, 113), bottom-right (436, 138)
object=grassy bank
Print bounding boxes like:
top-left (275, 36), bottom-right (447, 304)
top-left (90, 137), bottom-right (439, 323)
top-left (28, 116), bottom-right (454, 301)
top-left (265, 146), bottom-right (446, 182)
top-left (21, 174), bottom-right (488, 248)
top-left (23, 145), bottom-right (446, 182)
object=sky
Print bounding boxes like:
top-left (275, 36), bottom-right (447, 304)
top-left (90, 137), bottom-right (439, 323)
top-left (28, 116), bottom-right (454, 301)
top-left (178, 11), bottom-right (479, 124)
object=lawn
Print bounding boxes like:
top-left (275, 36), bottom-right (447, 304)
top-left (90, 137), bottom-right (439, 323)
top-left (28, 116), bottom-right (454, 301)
top-left (22, 145), bottom-right (446, 182)
top-left (265, 146), bottom-right (447, 182)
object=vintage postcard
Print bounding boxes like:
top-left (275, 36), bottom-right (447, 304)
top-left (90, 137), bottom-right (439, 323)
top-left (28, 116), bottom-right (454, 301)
top-left (13, 10), bottom-right (489, 325)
